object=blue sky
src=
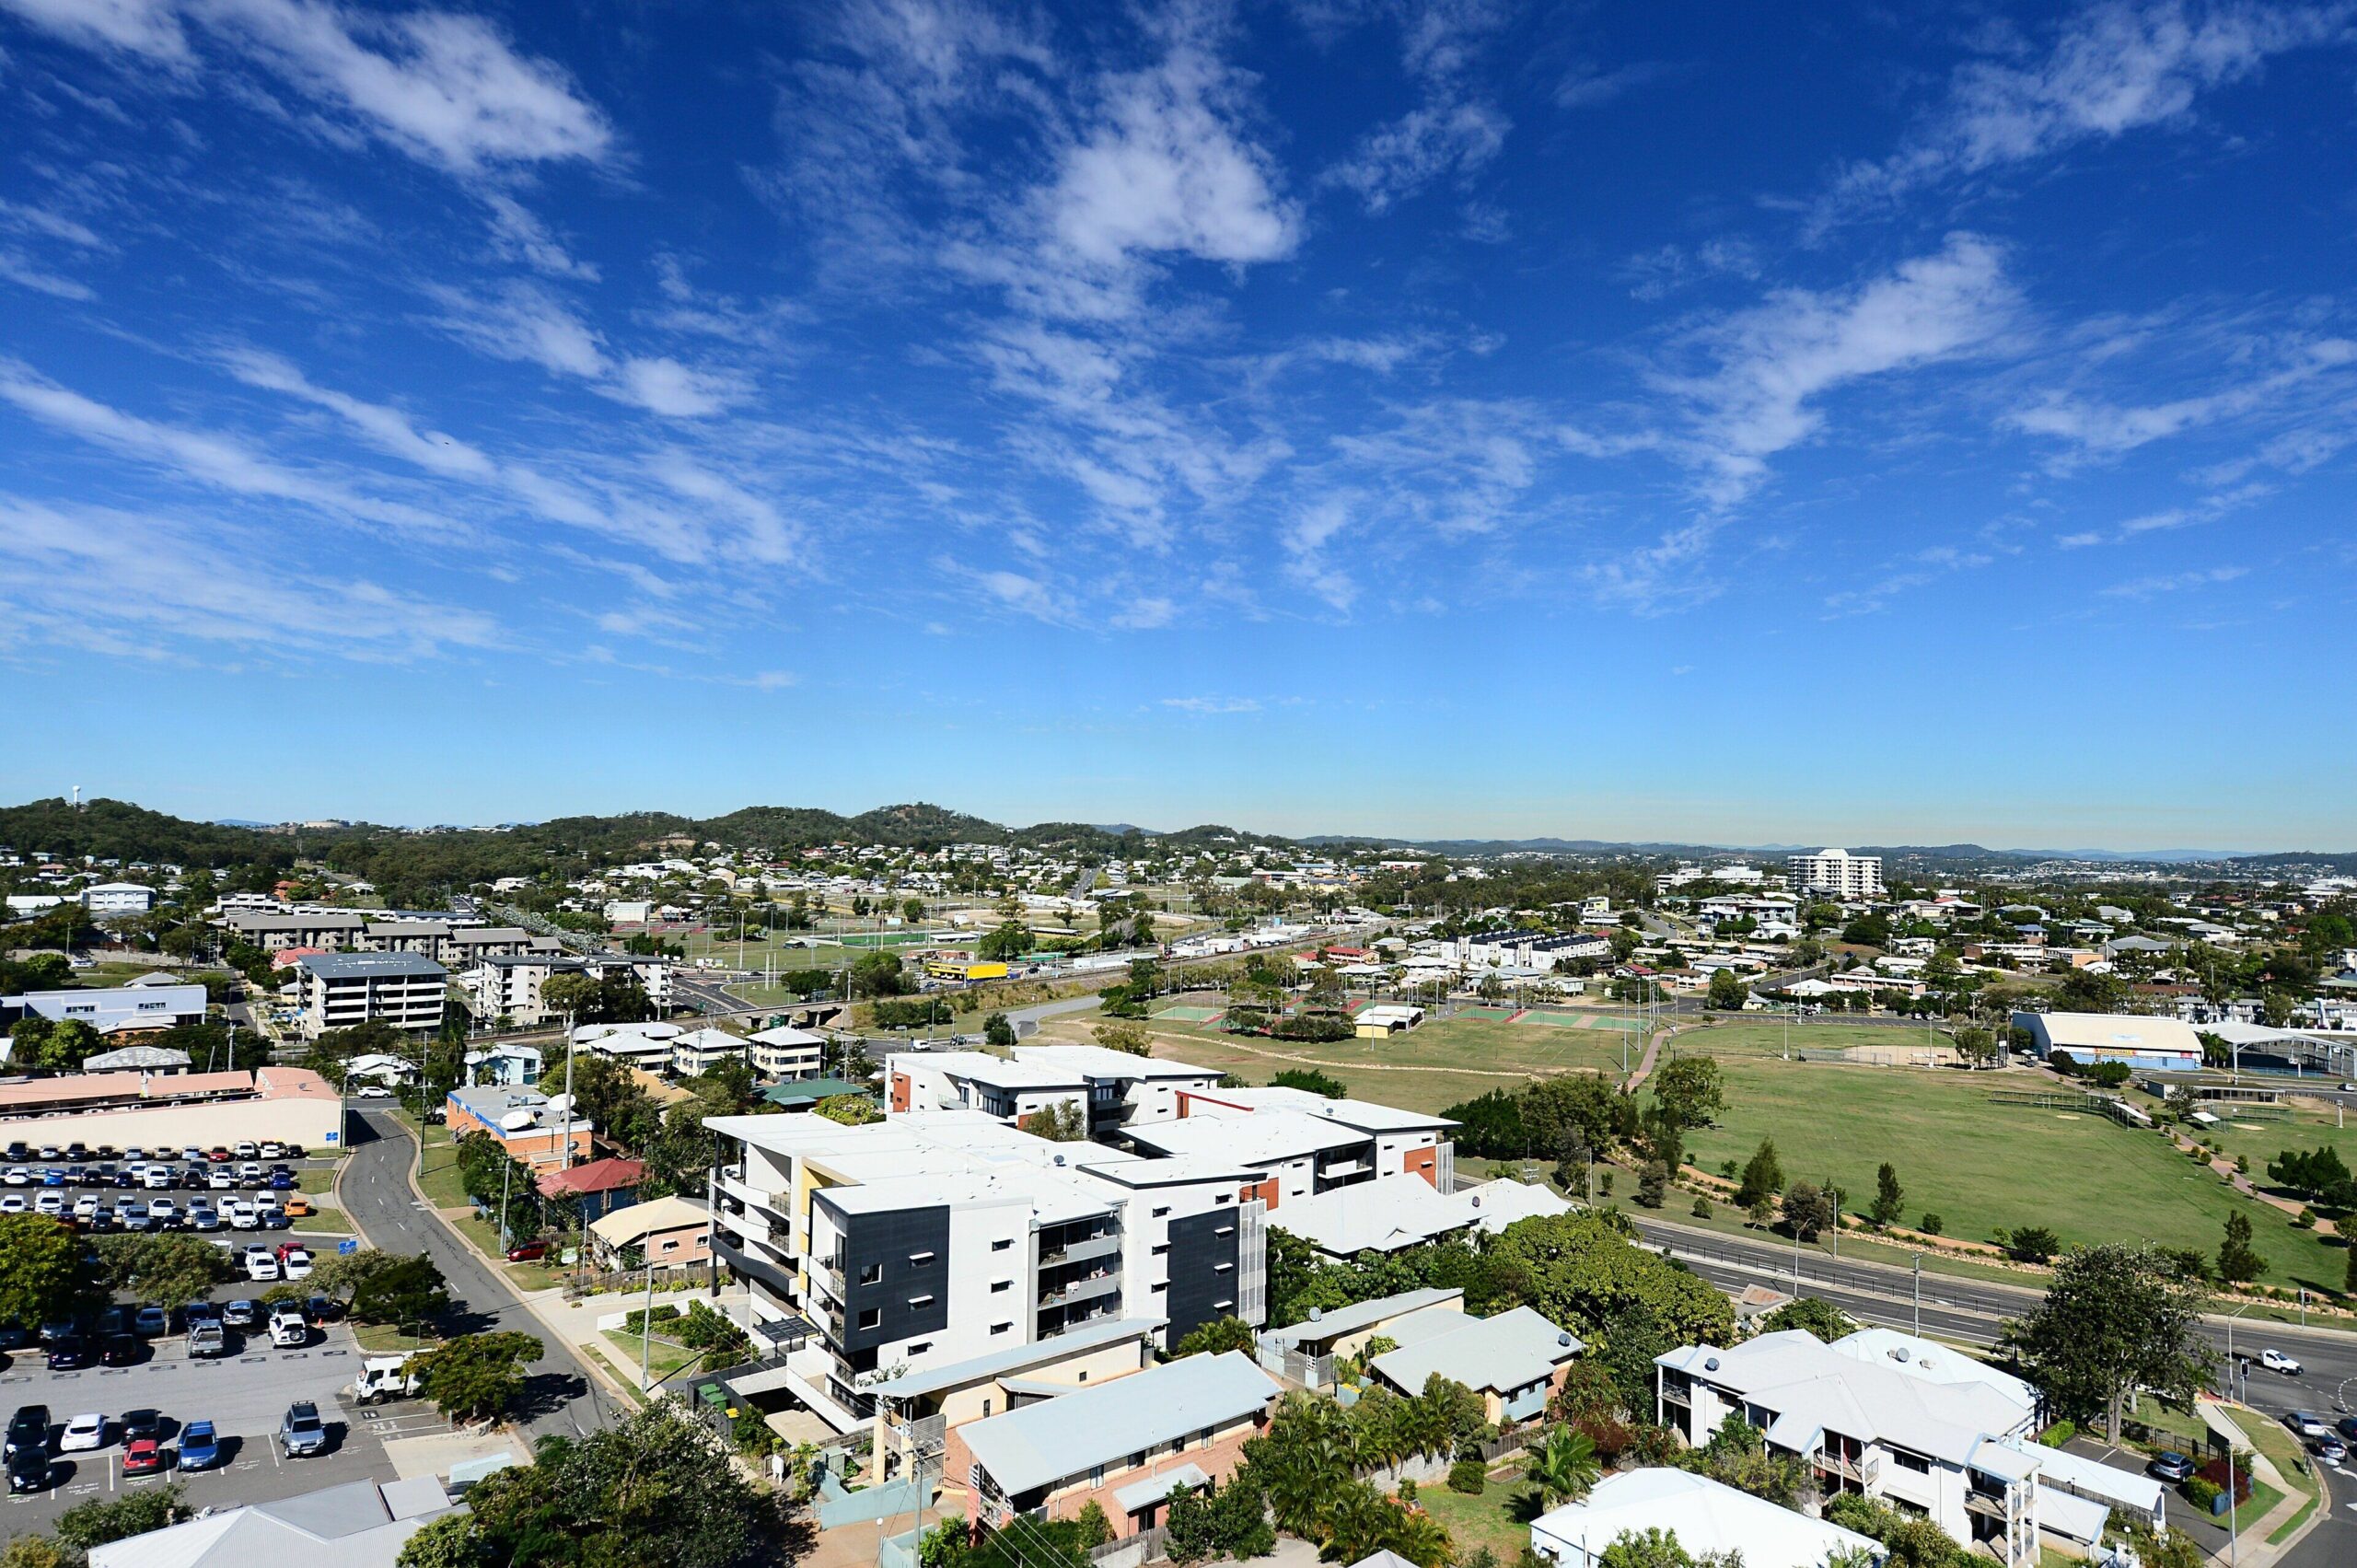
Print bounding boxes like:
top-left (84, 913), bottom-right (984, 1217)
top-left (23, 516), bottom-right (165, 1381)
top-left (0, 1), bottom-right (2351, 849)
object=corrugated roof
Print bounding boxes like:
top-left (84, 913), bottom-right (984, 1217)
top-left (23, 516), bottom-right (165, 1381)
top-left (866, 1316), bottom-right (1166, 1399)
top-left (1369, 1306), bottom-right (1580, 1395)
top-left (296, 951), bottom-right (447, 981)
top-left (958, 1352), bottom-right (1279, 1495)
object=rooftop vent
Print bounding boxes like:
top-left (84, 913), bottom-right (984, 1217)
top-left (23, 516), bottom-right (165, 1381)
top-left (1703, 1356), bottom-right (1719, 1372)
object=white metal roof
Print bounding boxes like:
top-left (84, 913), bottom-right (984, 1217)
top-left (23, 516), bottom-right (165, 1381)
top-left (958, 1352), bottom-right (1280, 1496)
top-left (1530, 1469), bottom-right (1881, 1568)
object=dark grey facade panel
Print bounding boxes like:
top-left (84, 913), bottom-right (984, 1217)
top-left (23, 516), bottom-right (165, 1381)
top-left (1164, 1206), bottom-right (1241, 1347)
top-left (822, 1197), bottom-right (951, 1353)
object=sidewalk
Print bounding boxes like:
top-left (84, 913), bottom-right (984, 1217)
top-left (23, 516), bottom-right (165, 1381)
top-left (2192, 1399), bottom-right (2332, 1566)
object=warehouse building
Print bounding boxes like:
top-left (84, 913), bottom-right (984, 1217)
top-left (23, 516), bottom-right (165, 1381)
top-left (2011, 1011), bottom-right (2205, 1073)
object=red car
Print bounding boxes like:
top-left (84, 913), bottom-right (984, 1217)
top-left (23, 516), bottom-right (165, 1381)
top-left (121, 1438), bottom-right (165, 1476)
top-left (505, 1240), bottom-right (549, 1262)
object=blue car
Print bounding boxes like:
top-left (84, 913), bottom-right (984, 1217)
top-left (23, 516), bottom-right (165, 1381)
top-left (175, 1420), bottom-right (220, 1472)
top-left (38, 1169), bottom-right (64, 1189)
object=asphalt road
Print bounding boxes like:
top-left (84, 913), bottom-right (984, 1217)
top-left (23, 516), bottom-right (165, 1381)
top-left (339, 1109), bottom-right (621, 1443)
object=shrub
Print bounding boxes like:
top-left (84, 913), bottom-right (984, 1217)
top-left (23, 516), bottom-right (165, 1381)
top-left (2295, 1207), bottom-right (2316, 1229)
top-left (1690, 1197), bottom-right (1712, 1219)
top-left (2193, 1458), bottom-right (2251, 1504)
top-left (2037, 1421), bottom-right (2075, 1447)
top-left (1447, 1458), bottom-right (1487, 1495)
top-left (1396, 1477), bottom-right (1417, 1503)
top-left (2182, 1477), bottom-right (2220, 1512)
top-left (1920, 1213), bottom-right (1944, 1236)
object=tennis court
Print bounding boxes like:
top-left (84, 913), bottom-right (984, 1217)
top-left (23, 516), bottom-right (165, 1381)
top-left (1515, 1009), bottom-right (1648, 1031)
top-left (1452, 1006), bottom-right (1517, 1021)
top-left (1153, 1005), bottom-right (1226, 1023)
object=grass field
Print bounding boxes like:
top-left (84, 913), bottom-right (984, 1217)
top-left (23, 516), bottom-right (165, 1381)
top-left (1109, 1011), bottom-right (1640, 1116)
top-left (2181, 1094), bottom-right (2357, 1184)
top-left (1669, 1053), bottom-right (2351, 1292)
top-left (1670, 1019), bottom-right (1958, 1060)
top-left (1411, 1472), bottom-right (1543, 1563)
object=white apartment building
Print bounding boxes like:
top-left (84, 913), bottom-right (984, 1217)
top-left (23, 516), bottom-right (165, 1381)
top-left (462, 954), bottom-right (673, 1025)
top-left (749, 1026), bottom-right (827, 1079)
top-left (1790, 849), bottom-right (1886, 900)
top-left (1655, 1329), bottom-right (2161, 1566)
top-left (885, 1045), bottom-right (1225, 1140)
top-left (1455, 930), bottom-right (1612, 972)
top-left (1128, 1084), bottom-right (1457, 1204)
top-left (79, 882), bottom-right (156, 916)
top-left (702, 1109), bottom-right (1264, 1433)
top-left (224, 910), bottom-right (369, 951)
top-left (670, 1027), bottom-right (749, 1076)
top-left (5, 982), bottom-right (207, 1038)
top-left (293, 951), bottom-right (447, 1040)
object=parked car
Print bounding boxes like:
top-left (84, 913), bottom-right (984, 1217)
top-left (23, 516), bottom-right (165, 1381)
top-left (284, 1195), bottom-right (315, 1217)
top-left (188, 1204), bottom-right (223, 1231)
top-left (6, 1446), bottom-right (47, 1493)
top-left (121, 1437), bottom-right (165, 1476)
top-left (259, 1206), bottom-right (292, 1231)
top-left (221, 1299), bottom-right (262, 1330)
top-left (2338, 1414), bottom-right (2357, 1444)
top-left (186, 1320), bottom-right (227, 1360)
top-left (269, 1305), bottom-right (308, 1349)
top-left (58, 1413), bottom-right (106, 1453)
top-left (6, 1405), bottom-right (51, 1459)
top-left (99, 1335), bottom-right (141, 1368)
top-left (175, 1420), bottom-right (220, 1471)
top-left (205, 1168), bottom-right (233, 1191)
top-left (2261, 1348), bottom-right (2304, 1376)
top-left (506, 1240), bottom-right (550, 1262)
top-left (242, 1247), bottom-right (281, 1283)
top-left (133, 1306), bottom-right (168, 1338)
top-left (120, 1410), bottom-right (163, 1446)
top-left (2286, 1410), bottom-right (2332, 1439)
top-left (277, 1401), bottom-right (328, 1458)
top-left (306, 1293), bottom-right (342, 1323)
top-left (45, 1336), bottom-right (90, 1371)
top-left (280, 1248), bottom-right (314, 1280)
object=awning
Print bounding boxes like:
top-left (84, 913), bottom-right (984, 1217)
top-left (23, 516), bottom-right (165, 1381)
top-left (2038, 1488), bottom-right (2110, 1543)
top-left (1113, 1464), bottom-right (1210, 1514)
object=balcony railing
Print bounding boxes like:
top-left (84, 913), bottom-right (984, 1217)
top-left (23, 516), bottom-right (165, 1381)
top-left (1038, 1232), bottom-right (1122, 1267)
top-left (1816, 1450), bottom-right (1881, 1488)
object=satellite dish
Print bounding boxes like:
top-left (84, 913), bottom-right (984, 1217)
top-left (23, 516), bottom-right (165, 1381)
top-left (1308, 1307), bottom-right (1323, 1322)
top-left (499, 1109), bottom-right (537, 1132)
top-left (545, 1093), bottom-right (575, 1116)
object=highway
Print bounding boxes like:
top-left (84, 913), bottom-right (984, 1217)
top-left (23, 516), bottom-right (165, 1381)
top-left (339, 1109), bottom-right (622, 1441)
top-left (1628, 1214), bottom-right (2357, 1420)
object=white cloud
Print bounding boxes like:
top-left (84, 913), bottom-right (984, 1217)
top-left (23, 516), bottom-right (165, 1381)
top-left (610, 355), bottom-right (744, 419)
top-left (0, 0), bottom-right (189, 62)
top-left (0, 494), bottom-right (497, 658)
top-left (1829, 1), bottom-right (2345, 213)
top-left (2056, 529), bottom-right (2105, 548)
top-left (1324, 99), bottom-right (1507, 213)
top-left (1282, 494), bottom-right (1358, 612)
top-left (482, 192), bottom-right (598, 279)
top-left (2006, 336), bottom-right (2357, 460)
top-left (2101, 563), bottom-right (2247, 596)
top-left (0, 250), bottom-right (96, 300)
top-left (1553, 60), bottom-right (1671, 110)
top-left (429, 284), bottom-right (743, 420)
top-left (1661, 234), bottom-right (2020, 505)
top-left (219, 346), bottom-right (495, 478)
top-left (1048, 47), bottom-right (1299, 272)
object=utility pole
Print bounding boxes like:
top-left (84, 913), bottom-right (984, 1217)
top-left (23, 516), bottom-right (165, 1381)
top-left (1911, 1252), bottom-right (1922, 1336)
top-left (639, 1250), bottom-right (656, 1390)
top-left (561, 1008), bottom-right (576, 1171)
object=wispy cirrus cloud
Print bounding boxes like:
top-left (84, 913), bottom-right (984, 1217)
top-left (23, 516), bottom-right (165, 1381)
top-left (1822, 0), bottom-right (2349, 219)
top-left (2100, 563), bottom-right (2247, 596)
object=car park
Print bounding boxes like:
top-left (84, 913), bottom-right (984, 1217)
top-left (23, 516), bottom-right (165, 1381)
top-left (148, 1198), bottom-right (179, 1226)
top-left (175, 1420), bottom-right (220, 1471)
top-left (277, 1401), bottom-right (327, 1458)
top-left (117, 1200), bottom-right (150, 1231)
top-left (306, 1293), bottom-right (341, 1322)
top-left (259, 1205), bottom-right (292, 1230)
top-left (188, 1203), bottom-right (222, 1231)
top-left (32, 1191), bottom-right (63, 1215)
top-left (133, 1305), bottom-right (168, 1337)
top-left (70, 1195), bottom-right (99, 1220)
top-left (205, 1167), bottom-right (233, 1191)
top-left (221, 1299), bottom-right (261, 1330)
top-left (2260, 1348), bottom-right (2303, 1375)
top-left (6, 1405), bottom-right (51, 1459)
top-left (58, 1413), bottom-right (105, 1453)
top-left (186, 1319), bottom-right (226, 1359)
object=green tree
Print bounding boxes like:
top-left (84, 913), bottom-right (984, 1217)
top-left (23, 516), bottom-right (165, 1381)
top-left (851, 950), bottom-right (909, 998)
top-left (1092, 1019), bottom-right (1152, 1056)
top-left (814, 1095), bottom-right (880, 1126)
top-left (1635, 1159), bottom-right (1668, 1209)
top-left (1733, 1138), bottom-right (1783, 1209)
top-left (0, 1214), bottom-right (95, 1327)
top-left (902, 898), bottom-right (925, 925)
top-left (1650, 1056), bottom-right (1726, 1129)
top-left (406, 1402), bottom-right (804, 1568)
top-left (1868, 1163), bottom-right (1904, 1228)
top-left (412, 1330), bottom-right (544, 1421)
top-left (1482, 1213), bottom-right (1737, 1348)
top-left (91, 1233), bottom-right (235, 1307)
top-left (1595, 1527), bottom-right (1709, 1568)
top-left (1017, 1101), bottom-right (1086, 1142)
top-left (2217, 1209), bottom-right (2264, 1284)
top-left (2004, 1243), bottom-right (2216, 1441)
top-left (53, 1485), bottom-right (190, 1555)
top-left (349, 1253), bottom-right (451, 1328)
top-left (982, 1012), bottom-right (1016, 1048)
top-left (1757, 1296), bottom-right (1852, 1342)
top-left (1780, 1180), bottom-right (1835, 1242)
top-left (1705, 968), bottom-right (1747, 1012)
top-left (1173, 1316), bottom-right (1259, 1358)
top-left (1523, 1424), bottom-right (1601, 1508)
top-left (1270, 1067), bottom-right (1349, 1098)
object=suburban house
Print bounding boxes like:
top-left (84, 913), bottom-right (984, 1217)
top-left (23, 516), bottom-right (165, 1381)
top-left (1264, 1171), bottom-right (1566, 1260)
top-left (865, 1316), bottom-right (1165, 1481)
top-left (1531, 1469), bottom-right (1883, 1568)
top-left (536, 1155), bottom-right (645, 1222)
top-left (1365, 1304), bottom-right (1582, 1423)
top-left (87, 1476), bottom-right (459, 1568)
top-left (668, 1027), bottom-right (749, 1076)
top-left (945, 1351), bottom-right (1281, 1538)
top-left (589, 1193), bottom-right (712, 1273)
top-left (1655, 1328), bottom-right (2161, 1566)
top-left (749, 1025), bottom-right (827, 1079)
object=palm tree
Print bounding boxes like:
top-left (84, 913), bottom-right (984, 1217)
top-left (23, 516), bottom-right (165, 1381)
top-left (1318, 1482), bottom-right (1399, 1563)
top-left (1522, 1425), bottom-right (1600, 1510)
top-left (1384, 1509), bottom-right (1453, 1568)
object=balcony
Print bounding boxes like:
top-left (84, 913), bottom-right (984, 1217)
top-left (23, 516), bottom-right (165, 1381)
top-left (714, 1233), bottom-right (801, 1307)
top-left (1038, 1232), bottom-right (1122, 1267)
top-left (1816, 1450), bottom-right (1881, 1488)
top-left (1037, 1269), bottom-right (1120, 1307)
top-left (810, 1252), bottom-right (845, 1296)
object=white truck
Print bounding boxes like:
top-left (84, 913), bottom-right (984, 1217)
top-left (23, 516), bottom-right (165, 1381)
top-left (347, 1353), bottom-right (424, 1405)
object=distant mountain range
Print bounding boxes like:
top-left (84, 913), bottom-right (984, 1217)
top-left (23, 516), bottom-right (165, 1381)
top-left (2, 796), bottom-right (2345, 876)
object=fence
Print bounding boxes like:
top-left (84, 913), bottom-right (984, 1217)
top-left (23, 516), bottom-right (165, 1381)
top-left (1088, 1526), bottom-right (1170, 1568)
top-left (1257, 1343), bottom-right (1335, 1389)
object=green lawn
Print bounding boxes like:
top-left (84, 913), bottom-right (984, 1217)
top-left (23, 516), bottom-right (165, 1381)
top-left (2187, 1095), bottom-right (2357, 1188)
top-left (2223, 1407), bottom-right (2318, 1502)
top-left (1670, 1055), bottom-right (2352, 1292)
top-left (293, 1204), bottom-right (353, 1235)
top-left (600, 1329), bottom-right (699, 1383)
top-left (1412, 1477), bottom-right (1545, 1563)
top-left (354, 1323), bottom-right (436, 1353)
top-left (1669, 1020), bottom-right (1959, 1060)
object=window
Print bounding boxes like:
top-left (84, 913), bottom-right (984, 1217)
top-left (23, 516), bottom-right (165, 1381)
top-left (1889, 1448), bottom-right (1931, 1475)
top-left (660, 1238), bottom-right (679, 1252)
top-left (1151, 1282), bottom-right (1167, 1293)
top-left (1129, 1452), bottom-right (1147, 1469)
top-left (1198, 1428), bottom-right (1213, 1448)
top-left (857, 1308), bottom-right (881, 1331)
top-left (991, 1280), bottom-right (1011, 1293)
top-left (992, 1237), bottom-right (1014, 1251)
top-left (908, 1342), bottom-right (932, 1355)
top-left (1151, 1243), bottom-right (1167, 1256)
top-left (1214, 1193), bottom-right (1230, 1204)
top-left (859, 1262), bottom-right (883, 1285)
top-left (1089, 1465), bottom-right (1105, 1486)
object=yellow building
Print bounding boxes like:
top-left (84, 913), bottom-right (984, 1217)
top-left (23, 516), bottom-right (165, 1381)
top-left (923, 958), bottom-right (1009, 982)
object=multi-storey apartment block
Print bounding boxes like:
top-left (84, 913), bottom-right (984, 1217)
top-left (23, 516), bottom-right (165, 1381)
top-left (292, 952), bottom-right (447, 1039)
top-left (703, 1105), bottom-right (1265, 1434)
top-left (885, 1045), bottom-right (1223, 1138)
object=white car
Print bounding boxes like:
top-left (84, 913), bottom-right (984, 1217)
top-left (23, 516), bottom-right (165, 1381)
top-left (232, 1143), bottom-right (258, 1160)
top-left (206, 1169), bottom-right (234, 1191)
top-left (2, 1167), bottom-right (29, 1188)
top-left (59, 1414), bottom-right (106, 1453)
top-left (31, 1192), bottom-right (62, 1215)
top-left (269, 1305), bottom-right (308, 1348)
top-left (0, 1195), bottom-right (25, 1215)
top-left (141, 1166), bottom-right (170, 1190)
top-left (243, 1248), bottom-right (281, 1283)
top-left (2287, 1410), bottom-right (2332, 1438)
top-left (221, 1199), bottom-right (257, 1229)
top-left (71, 1196), bottom-right (99, 1220)
top-left (281, 1248), bottom-right (313, 1280)
top-left (258, 1143), bottom-right (284, 1159)
top-left (355, 1086), bottom-right (394, 1099)
top-left (2261, 1348), bottom-right (2305, 1376)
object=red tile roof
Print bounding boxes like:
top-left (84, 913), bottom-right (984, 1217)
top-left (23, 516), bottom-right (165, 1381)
top-left (536, 1156), bottom-right (646, 1198)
